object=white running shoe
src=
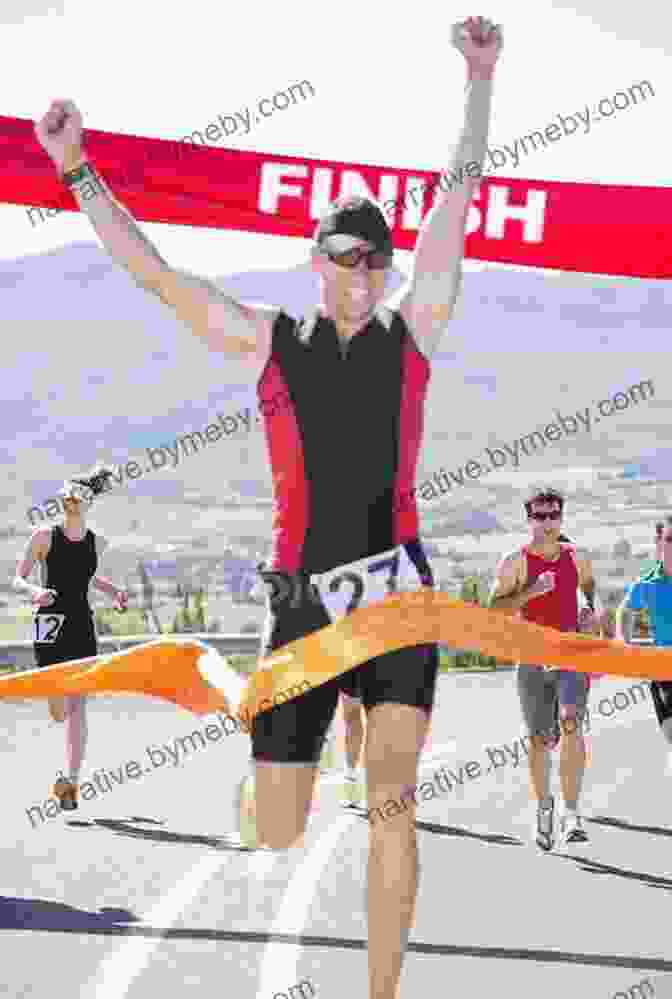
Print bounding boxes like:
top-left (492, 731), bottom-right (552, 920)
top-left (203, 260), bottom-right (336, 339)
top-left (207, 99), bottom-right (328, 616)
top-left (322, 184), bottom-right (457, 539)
top-left (533, 796), bottom-right (555, 852)
top-left (560, 811), bottom-right (588, 844)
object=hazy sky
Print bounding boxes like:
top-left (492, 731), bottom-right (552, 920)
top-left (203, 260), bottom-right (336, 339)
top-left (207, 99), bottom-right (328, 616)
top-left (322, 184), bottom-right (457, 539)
top-left (0, 0), bottom-right (667, 276)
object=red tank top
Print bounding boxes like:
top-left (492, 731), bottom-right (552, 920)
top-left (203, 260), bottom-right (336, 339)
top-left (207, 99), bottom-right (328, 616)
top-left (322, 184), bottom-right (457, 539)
top-left (520, 545), bottom-right (578, 632)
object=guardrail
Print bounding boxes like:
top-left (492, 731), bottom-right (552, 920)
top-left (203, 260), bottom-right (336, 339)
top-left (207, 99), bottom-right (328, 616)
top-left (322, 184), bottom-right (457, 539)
top-left (0, 634), bottom-right (260, 673)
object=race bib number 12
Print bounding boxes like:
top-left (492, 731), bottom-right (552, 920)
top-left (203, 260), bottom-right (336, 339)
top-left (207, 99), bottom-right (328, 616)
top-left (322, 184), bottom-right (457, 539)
top-left (314, 547), bottom-right (422, 624)
top-left (33, 614), bottom-right (66, 644)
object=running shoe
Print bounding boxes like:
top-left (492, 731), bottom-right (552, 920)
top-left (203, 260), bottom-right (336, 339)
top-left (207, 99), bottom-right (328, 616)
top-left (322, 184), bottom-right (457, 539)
top-left (560, 811), bottom-right (589, 844)
top-left (52, 773), bottom-right (78, 811)
top-left (533, 796), bottom-right (555, 852)
top-left (235, 774), bottom-right (258, 849)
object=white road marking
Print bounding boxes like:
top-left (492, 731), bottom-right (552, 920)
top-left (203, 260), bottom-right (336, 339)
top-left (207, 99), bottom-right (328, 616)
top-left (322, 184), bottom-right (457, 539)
top-left (88, 850), bottom-right (277, 999)
top-left (87, 740), bottom-right (456, 996)
top-left (255, 814), bottom-right (357, 999)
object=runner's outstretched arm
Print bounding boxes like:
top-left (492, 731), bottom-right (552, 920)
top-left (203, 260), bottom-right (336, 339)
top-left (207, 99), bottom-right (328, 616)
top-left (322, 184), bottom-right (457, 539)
top-left (34, 101), bottom-right (275, 359)
top-left (13, 530), bottom-right (52, 602)
top-left (399, 17), bottom-right (502, 358)
top-left (91, 537), bottom-right (128, 610)
top-left (574, 549), bottom-right (605, 632)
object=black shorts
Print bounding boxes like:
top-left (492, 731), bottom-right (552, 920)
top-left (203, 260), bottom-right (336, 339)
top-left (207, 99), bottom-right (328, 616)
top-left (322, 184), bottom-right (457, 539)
top-left (33, 608), bottom-right (97, 669)
top-left (339, 668), bottom-right (363, 701)
top-left (651, 681), bottom-right (672, 727)
top-left (251, 571), bottom-right (439, 765)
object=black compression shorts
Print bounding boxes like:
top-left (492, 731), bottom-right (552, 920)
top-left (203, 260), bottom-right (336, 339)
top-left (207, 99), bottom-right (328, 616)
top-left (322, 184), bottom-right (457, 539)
top-left (651, 680), bottom-right (672, 727)
top-left (251, 574), bottom-right (438, 765)
top-left (33, 607), bottom-right (97, 669)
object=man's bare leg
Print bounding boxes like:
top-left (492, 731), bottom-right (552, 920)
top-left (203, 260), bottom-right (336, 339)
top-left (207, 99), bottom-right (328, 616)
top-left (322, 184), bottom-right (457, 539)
top-left (365, 702), bottom-right (429, 999)
top-left (558, 708), bottom-right (585, 811)
top-left (48, 696), bottom-right (66, 723)
top-left (254, 761), bottom-right (318, 849)
top-left (525, 733), bottom-right (552, 802)
top-left (342, 693), bottom-right (365, 771)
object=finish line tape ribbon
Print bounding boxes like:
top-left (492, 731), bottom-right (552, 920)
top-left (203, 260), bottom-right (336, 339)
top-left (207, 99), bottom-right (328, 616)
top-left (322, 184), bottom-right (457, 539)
top-left (0, 592), bottom-right (669, 724)
top-left (3, 113), bottom-right (672, 278)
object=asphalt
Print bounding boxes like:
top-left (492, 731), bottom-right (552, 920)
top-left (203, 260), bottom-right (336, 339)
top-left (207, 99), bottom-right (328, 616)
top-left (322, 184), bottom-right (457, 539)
top-left (1, 671), bottom-right (671, 999)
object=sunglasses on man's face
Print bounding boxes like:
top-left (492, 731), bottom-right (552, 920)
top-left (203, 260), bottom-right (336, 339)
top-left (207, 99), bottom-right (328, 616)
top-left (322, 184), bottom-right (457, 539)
top-left (324, 246), bottom-right (391, 271)
top-left (529, 512), bottom-right (562, 522)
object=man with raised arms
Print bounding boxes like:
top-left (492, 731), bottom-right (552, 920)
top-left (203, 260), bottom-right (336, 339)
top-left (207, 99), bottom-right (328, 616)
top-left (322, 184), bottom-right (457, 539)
top-left (489, 488), bottom-right (602, 851)
top-left (35, 18), bottom-right (502, 997)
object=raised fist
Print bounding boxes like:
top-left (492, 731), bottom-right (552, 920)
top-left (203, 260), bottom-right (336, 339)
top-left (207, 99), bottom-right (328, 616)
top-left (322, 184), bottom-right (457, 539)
top-left (451, 17), bottom-right (503, 73)
top-left (35, 100), bottom-right (84, 175)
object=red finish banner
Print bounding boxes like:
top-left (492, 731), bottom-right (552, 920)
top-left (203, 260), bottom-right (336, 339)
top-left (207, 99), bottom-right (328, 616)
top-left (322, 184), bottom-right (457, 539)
top-left (2, 113), bottom-right (672, 278)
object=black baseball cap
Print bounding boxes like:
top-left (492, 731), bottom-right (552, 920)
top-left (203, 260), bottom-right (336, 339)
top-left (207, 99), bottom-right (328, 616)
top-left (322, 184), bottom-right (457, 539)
top-left (314, 196), bottom-right (393, 258)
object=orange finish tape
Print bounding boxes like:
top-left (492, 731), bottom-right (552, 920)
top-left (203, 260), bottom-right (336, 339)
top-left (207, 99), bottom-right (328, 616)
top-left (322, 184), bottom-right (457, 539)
top-left (0, 593), bottom-right (668, 724)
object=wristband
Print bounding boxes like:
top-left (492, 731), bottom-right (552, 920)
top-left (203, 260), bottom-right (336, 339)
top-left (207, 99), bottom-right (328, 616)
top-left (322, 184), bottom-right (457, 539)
top-left (62, 161), bottom-right (96, 188)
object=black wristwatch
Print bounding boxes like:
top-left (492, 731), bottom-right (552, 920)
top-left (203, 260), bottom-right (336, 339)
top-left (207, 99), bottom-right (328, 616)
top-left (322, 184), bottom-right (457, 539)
top-left (62, 161), bottom-right (96, 187)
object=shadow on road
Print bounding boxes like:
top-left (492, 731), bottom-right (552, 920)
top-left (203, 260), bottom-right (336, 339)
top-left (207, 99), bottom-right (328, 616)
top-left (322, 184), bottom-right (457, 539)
top-left (0, 897), bottom-right (139, 930)
top-left (0, 902), bottom-right (670, 973)
top-left (589, 815), bottom-right (672, 839)
top-left (66, 816), bottom-right (253, 851)
top-left (349, 808), bottom-right (522, 845)
top-left (555, 852), bottom-right (672, 891)
top-left (408, 819), bottom-right (522, 847)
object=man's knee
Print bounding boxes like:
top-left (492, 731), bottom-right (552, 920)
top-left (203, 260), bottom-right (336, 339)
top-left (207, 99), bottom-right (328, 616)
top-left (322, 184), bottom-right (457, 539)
top-left (558, 705), bottom-right (584, 735)
top-left (257, 811), bottom-right (309, 850)
top-left (529, 732), bottom-right (558, 751)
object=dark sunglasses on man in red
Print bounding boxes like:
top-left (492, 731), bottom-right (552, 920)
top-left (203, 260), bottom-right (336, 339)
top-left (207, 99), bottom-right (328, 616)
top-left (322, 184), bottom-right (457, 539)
top-left (324, 246), bottom-right (391, 270)
top-left (529, 512), bottom-right (562, 522)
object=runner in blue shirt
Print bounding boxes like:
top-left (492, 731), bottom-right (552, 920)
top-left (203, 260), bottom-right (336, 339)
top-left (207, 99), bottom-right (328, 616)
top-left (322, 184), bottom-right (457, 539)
top-left (616, 516), bottom-right (672, 755)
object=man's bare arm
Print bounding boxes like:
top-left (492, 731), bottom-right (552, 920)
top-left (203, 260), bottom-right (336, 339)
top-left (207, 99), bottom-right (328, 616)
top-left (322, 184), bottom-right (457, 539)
top-left (489, 553), bottom-right (526, 613)
top-left (399, 19), bottom-right (501, 357)
top-left (575, 549), bottom-right (597, 608)
top-left (12, 531), bottom-right (49, 599)
top-left (615, 599), bottom-right (635, 643)
top-left (489, 551), bottom-right (556, 613)
top-left (35, 101), bottom-right (276, 358)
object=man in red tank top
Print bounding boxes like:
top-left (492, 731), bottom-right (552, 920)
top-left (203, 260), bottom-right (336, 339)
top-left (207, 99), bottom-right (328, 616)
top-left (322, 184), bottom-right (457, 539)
top-left (490, 488), bottom-right (601, 851)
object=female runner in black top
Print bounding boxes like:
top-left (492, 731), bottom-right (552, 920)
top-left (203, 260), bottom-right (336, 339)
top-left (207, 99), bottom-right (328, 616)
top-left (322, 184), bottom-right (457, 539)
top-left (13, 467), bottom-right (128, 810)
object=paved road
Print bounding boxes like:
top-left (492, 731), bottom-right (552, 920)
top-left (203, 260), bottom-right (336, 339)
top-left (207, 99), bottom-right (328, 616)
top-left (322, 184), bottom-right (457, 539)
top-left (2, 671), bottom-right (671, 999)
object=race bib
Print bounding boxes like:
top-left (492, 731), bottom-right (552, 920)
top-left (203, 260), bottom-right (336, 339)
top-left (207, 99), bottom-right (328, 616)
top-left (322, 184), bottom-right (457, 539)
top-left (312, 547), bottom-right (423, 624)
top-left (33, 613), bottom-right (66, 644)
